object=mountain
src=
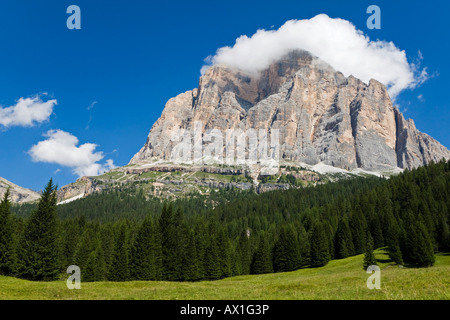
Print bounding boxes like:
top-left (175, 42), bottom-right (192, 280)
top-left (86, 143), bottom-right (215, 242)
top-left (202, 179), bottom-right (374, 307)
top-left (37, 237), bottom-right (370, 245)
top-left (130, 50), bottom-right (450, 172)
top-left (0, 176), bottom-right (40, 204)
top-left (55, 50), bottom-right (450, 203)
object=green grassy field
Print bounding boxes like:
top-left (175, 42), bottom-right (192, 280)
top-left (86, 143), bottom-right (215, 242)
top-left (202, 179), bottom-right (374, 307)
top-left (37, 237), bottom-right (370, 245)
top-left (1, 250), bottom-right (449, 300)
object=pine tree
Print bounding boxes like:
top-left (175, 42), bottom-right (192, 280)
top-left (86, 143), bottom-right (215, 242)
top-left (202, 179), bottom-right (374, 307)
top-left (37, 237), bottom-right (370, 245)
top-left (334, 217), bottom-right (355, 259)
top-left (403, 212), bottom-right (435, 267)
top-left (193, 223), bottom-right (208, 279)
top-left (204, 237), bottom-right (221, 280)
top-left (349, 205), bottom-right (367, 254)
top-left (100, 225), bottom-right (115, 274)
top-left (60, 219), bottom-right (81, 271)
top-left (84, 250), bottom-right (99, 282)
top-left (130, 216), bottom-right (161, 280)
top-left (230, 245), bottom-right (242, 276)
top-left (436, 214), bottom-right (450, 251)
top-left (251, 235), bottom-right (273, 274)
top-left (237, 229), bottom-right (252, 275)
top-left (363, 232), bottom-right (377, 270)
top-left (310, 222), bottom-right (330, 267)
top-left (73, 228), bottom-right (95, 273)
top-left (385, 214), bottom-right (403, 265)
top-left (172, 207), bottom-right (187, 281)
top-left (108, 223), bottom-right (130, 281)
top-left (216, 228), bottom-right (232, 278)
top-left (414, 221), bottom-right (435, 267)
top-left (370, 217), bottom-right (384, 249)
top-left (17, 179), bottom-right (60, 281)
top-left (159, 204), bottom-right (178, 280)
top-left (182, 230), bottom-right (201, 281)
top-left (273, 225), bottom-right (300, 272)
top-left (83, 244), bottom-right (106, 282)
top-left (298, 226), bottom-right (311, 267)
top-left (0, 189), bottom-right (15, 275)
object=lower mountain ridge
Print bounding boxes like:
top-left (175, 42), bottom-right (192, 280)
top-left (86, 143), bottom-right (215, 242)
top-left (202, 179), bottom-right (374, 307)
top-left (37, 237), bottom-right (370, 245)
top-left (0, 177), bottom-right (40, 204)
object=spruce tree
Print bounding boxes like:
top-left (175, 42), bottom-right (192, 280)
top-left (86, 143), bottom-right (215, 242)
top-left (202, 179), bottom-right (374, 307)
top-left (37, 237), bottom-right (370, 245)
top-left (370, 217), bottom-right (384, 249)
top-left (193, 223), bottom-right (208, 279)
top-left (335, 217), bottom-right (355, 259)
top-left (0, 189), bottom-right (15, 275)
top-left (60, 219), bottom-right (81, 271)
top-left (73, 228), bottom-right (95, 273)
top-left (108, 223), bottom-right (130, 281)
top-left (273, 225), bottom-right (300, 272)
top-left (251, 235), bottom-right (273, 274)
top-left (237, 229), bottom-right (252, 275)
top-left (216, 228), bottom-right (232, 278)
top-left (17, 179), bottom-right (60, 281)
top-left (414, 221), bottom-right (435, 267)
top-left (310, 222), bottom-right (330, 267)
top-left (349, 206), bottom-right (367, 254)
top-left (298, 226), bottom-right (311, 267)
top-left (100, 225), bottom-right (115, 274)
top-left (230, 245), bottom-right (242, 276)
top-left (204, 238), bottom-right (221, 280)
top-left (363, 232), bottom-right (377, 270)
top-left (403, 212), bottom-right (435, 266)
top-left (159, 204), bottom-right (178, 280)
top-left (172, 207), bottom-right (187, 281)
top-left (182, 230), bottom-right (201, 281)
top-left (83, 244), bottom-right (106, 282)
top-left (385, 214), bottom-right (403, 265)
top-left (130, 216), bottom-right (161, 281)
top-left (84, 250), bottom-right (99, 282)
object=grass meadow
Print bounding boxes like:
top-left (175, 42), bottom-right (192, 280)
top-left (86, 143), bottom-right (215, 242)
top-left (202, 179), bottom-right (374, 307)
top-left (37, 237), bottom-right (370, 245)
top-left (1, 249), bottom-right (449, 300)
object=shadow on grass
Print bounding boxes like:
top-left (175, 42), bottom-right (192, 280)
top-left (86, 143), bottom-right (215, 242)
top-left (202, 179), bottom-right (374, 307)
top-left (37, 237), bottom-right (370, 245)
top-left (376, 257), bottom-right (393, 263)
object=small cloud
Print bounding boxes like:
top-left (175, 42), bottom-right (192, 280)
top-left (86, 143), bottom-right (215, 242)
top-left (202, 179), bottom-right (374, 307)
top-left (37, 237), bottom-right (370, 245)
top-left (87, 101), bottom-right (97, 111)
top-left (85, 115), bottom-right (93, 130)
top-left (417, 94), bottom-right (425, 102)
top-left (0, 95), bottom-right (57, 128)
top-left (417, 50), bottom-right (424, 60)
top-left (29, 129), bottom-right (116, 177)
top-left (85, 101), bottom-right (97, 130)
top-left (54, 168), bottom-right (61, 174)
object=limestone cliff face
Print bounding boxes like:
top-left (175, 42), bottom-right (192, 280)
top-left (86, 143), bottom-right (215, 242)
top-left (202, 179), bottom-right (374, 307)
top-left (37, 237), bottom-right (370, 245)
top-left (130, 50), bottom-right (450, 171)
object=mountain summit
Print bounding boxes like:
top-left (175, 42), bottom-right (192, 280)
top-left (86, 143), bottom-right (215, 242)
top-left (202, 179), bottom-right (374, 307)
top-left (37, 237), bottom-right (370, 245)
top-left (132, 50), bottom-right (449, 171)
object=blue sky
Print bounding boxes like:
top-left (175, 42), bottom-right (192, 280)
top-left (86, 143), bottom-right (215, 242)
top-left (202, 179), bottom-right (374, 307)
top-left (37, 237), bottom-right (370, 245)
top-left (0, 0), bottom-right (449, 191)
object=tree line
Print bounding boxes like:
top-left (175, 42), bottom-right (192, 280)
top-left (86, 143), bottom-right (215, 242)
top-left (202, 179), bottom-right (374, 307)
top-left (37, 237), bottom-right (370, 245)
top-left (1, 160), bottom-right (449, 281)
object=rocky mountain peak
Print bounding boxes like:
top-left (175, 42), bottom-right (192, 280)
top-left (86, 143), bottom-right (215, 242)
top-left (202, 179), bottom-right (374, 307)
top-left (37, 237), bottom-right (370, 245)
top-left (130, 49), bottom-right (450, 172)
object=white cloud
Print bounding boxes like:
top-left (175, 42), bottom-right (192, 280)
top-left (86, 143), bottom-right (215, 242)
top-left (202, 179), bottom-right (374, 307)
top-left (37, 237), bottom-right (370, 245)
top-left (29, 129), bottom-right (116, 177)
top-left (202, 14), bottom-right (429, 99)
top-left (0, 95), bottom-right (57, 128)
top-left (87, 101), bottom-right (97, 111)
top-left (417, 94), bottom-right (425, 102)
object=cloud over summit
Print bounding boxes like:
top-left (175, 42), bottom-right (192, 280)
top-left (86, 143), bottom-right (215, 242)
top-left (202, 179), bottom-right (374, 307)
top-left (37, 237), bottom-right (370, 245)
top-left (202, 14), bottom-right (429, 99)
